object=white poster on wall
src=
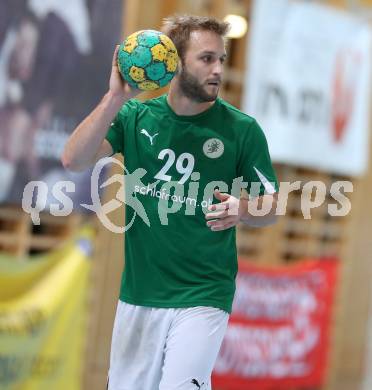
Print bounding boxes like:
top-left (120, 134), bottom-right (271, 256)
top-left (242, 0), bottom-right (372, 176)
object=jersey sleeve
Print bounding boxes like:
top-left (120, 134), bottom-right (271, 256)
top-left (105, 99), bottom-right (138, 155)
top-left (237, 119), bottom-right (279, 197)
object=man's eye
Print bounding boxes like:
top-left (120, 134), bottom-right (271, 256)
top-left (202, 56), bottom-right (212, 62)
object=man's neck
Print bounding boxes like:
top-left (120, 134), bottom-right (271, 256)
top-left (167, 83), bottom-right (215, 116)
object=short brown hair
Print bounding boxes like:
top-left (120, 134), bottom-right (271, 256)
top-left (162, 15), bottom-right (230, 62)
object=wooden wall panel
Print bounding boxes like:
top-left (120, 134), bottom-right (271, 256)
top-left (0, 206), bottom-right (81, 256)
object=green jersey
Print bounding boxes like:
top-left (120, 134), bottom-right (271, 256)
top-left (105, 94), bottom-right (278, 313)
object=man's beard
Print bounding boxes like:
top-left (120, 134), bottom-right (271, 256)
top-left (178, 66), bottom-right (219, 103)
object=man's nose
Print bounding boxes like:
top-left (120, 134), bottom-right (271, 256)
top-left (212, 61), bottom-right (223, 76)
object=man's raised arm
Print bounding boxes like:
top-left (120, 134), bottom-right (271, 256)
top-left (61, 45), bottom-right (139, 172)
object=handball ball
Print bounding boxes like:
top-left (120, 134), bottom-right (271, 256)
top-left (117, 30), bottom-right (178, 91)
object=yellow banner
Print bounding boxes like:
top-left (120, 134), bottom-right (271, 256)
top-left (0, 230), bottom-right (92, 390)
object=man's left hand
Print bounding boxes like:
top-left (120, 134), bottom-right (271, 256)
top-left (205, 190), bottom-right (242, 231)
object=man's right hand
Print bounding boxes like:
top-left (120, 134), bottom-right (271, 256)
top-left (109, 45), bottom-right (140, 101)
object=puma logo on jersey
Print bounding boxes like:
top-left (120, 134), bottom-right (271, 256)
top-left (140, 129), bottom-right (159, 145)
top-left (191, 379), bottom-right (205, 389)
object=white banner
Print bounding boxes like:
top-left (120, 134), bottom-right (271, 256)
top-left (242, 0), bottom-right (372, 176)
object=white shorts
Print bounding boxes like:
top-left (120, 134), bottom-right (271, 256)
top-left (108, 301), bottom-right (229, 390)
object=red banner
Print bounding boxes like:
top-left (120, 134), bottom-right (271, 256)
top-left (212, 259), bottom-right (339, 390)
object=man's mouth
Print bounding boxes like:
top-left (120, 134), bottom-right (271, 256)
top-left (206, 80), bottom-right (220, 86)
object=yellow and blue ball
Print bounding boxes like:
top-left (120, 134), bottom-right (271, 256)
top-left (118, 30), bottom-right (178, 91)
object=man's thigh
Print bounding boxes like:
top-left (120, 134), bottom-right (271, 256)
top-left (159, 306), bottom-right (229, 390)
top-left (108, 301), bottom-right (173, 390)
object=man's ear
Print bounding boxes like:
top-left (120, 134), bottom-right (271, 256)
top-left (175, 59), bottom-right (182, 75)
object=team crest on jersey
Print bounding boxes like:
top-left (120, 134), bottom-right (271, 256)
top-left (203, 138), bottom-right (224, 158)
